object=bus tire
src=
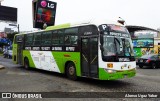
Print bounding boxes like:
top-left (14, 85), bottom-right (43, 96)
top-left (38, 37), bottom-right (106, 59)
top-left (66, 62), bottom-right (77, 80)
top-left (24, 58), bottom-right (30, 69)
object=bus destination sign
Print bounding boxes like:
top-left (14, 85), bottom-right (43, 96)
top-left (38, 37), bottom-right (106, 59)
top-left (99, 24), bottom-right (128, 33)
top-left (99, 24), bottom-right (130, 38)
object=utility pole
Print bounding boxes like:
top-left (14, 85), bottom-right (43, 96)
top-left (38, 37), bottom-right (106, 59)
top-left (17, 24), bottom-right (19, 33)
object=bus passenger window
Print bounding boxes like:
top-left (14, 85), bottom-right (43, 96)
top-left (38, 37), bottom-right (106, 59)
top-left (33, 33), bottom-right (41, 46)
top-left (71, 36), bottom-right (78, 45)
top-left (25, 34), bottom-right (33, 46)
top-left (64, 28), bottom-right (78, 45)
top-left (52, 34), bottom-right (58, 45)
top-left (65, 36), bottom-right (70, 45)
top-left (42, 31), bottom-right (52, 46)
top-left (52, 33), bottom-right (63, 45)
top-left (64, 35), bottom-right (78, 45)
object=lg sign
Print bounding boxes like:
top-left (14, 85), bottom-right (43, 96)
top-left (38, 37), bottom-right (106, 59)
top-left (33, 0), bottom-right (57, 29)
top-left (41, 0), bottom-right (55, 9)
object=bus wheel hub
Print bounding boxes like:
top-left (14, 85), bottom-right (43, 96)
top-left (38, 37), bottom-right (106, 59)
top-left (69, 66), bottom-right (74, 75)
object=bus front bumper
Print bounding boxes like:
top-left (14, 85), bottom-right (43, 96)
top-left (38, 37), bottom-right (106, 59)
top-left (99, 68), bottom-right (136, 80)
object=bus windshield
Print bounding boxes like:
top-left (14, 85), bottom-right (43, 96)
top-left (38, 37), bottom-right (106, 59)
top-left (102, 33), bottom-right (134, 57)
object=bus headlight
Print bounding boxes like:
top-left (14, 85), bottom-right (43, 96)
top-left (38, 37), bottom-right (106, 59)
top-left (107, 63), bottom-right (113, 68)
top-left (104, 68), bottom-right (116, 74)
top-left (121, 66), bottom-right (124, 69)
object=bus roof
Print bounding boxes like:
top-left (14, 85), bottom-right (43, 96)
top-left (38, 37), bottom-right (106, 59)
top-left (15, 19), bottom-right (125, 36)
top-left (15, 30), bottom-right (45, 36)
top-left (45, 19), bottom-right (124, 31)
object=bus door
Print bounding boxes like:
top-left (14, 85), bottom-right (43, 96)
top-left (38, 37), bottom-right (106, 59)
top-left (16, 35), bottom-right (24, 65)
top-left (81, 37), bottom-right (98, 78)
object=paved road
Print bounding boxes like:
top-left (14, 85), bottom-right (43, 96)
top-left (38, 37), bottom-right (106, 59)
top-left (0, 56), bottom-right (160, 101)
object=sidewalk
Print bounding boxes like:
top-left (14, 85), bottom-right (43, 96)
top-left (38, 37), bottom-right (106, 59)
top-left (0, 65), bottom-right (5, 69)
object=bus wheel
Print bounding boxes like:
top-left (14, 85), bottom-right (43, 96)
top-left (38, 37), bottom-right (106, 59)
top-left (24, 58), bottom-right (29, 69)
top-left (66, 62), bottom-right (77, 80)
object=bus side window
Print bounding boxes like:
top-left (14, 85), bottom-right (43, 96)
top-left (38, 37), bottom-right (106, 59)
top-left (33, 33), bottom-right (41, 46)
top-left (64, 35), bottom-right (70, 45)
top-left (71, 36), bottom-right (78, 45)
top-left (42, 31), bottom-right (52, 46)
top-left (25, 34), bottom-right (33, 46)
top-left (64, 35), bottom-right (78, 45)
top-left (52, 30), bottom-right (63, 45)
top-left (64, 27), bottom-right (78, 45)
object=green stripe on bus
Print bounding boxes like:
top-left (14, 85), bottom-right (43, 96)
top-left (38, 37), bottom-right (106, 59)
top-left (45, 23), bottom-right (71, 31)
top-left (52, 52), bottom-right (81, 76)
top-left (12, 44), bottom-right (18, 64)
top-left (23, 50), bottom-right (36, 68)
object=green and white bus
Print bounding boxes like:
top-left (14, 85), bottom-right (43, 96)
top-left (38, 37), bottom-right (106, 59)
top-left (12, 19), bottom-right (136, 80)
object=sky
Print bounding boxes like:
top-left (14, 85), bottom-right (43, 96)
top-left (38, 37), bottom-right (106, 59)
top-left (0, 0), bottom-right (160, 32)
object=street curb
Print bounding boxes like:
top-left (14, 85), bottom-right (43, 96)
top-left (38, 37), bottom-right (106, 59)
top-left (0, 65), bottom-right (5, 70)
